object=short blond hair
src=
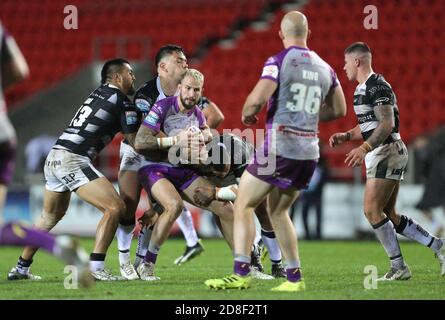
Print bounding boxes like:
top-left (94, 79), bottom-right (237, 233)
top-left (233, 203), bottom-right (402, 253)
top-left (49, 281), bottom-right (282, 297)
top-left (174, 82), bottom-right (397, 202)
top-left (181, 68), bottom-right (204, 86)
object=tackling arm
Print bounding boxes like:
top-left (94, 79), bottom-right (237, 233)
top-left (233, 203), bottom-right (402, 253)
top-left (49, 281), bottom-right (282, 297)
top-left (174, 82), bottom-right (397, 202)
top-left (365, 104), bottom-right (394, 149)
top-left (242, 79), bottom-right (277, 122)
top-left (193, 184), bottom-right (238, 207)
top-left (202, 100), bottom-right (224, 129)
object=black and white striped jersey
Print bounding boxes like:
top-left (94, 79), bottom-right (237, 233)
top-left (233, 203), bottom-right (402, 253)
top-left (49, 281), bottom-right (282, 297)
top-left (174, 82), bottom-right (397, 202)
top-left (203, 133), bottom-right (255, 187)
top-left (353, 73), bottom-right (401, 143)
top-left (54, 84), bottom-right (139, 160)
top-left (133, 76), bottom-right (211, 119)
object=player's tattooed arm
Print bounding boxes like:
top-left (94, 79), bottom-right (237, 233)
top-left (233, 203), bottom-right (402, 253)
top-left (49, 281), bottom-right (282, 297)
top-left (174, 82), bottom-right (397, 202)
top-left (366, 104), bottom-right (394, 148)
top-left (134, 125), bottom-right (160, 155)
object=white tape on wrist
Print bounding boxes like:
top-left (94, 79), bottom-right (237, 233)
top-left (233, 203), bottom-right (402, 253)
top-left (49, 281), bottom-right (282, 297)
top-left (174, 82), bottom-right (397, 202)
top-left (157, 136), bottom-right (177, 148)
top-left (216, 186), bottom-right (237, 201)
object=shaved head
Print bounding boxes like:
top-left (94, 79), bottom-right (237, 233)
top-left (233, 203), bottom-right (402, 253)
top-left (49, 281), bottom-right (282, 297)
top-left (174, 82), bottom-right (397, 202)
top-left (280, 11), bottom-right (308, 39)
top-left (344, 42), bottom-right (372, 64)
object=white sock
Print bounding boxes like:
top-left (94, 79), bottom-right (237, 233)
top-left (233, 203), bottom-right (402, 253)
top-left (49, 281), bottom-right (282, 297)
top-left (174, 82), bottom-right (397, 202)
top-left (261, 229), bottom-right (282, 262)
top-left (136, 227), bottom-right (152, 257)
top-left (254, 227), bottom-right (261, 245)
top-left (117, 224), bottom-right (134, 250)
top-left (89, 260), bottom-right (105, 272)
top-left (177, 207), bottom-right (198, 247)
top-left (118, 251), bottom-right (130, 265)
top-left (373, 217), bottom-right (404, 269)
top-left (396, 215), bottom-right (442, 253)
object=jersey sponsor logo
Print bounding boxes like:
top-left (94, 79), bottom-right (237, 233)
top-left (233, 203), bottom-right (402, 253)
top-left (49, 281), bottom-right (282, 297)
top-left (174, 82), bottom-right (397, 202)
top-left (390, 168), bottom-right (403, 176)
top-left (261, 65), bottom-right (279, 79)
top-left (145, 111), bottom-right (159, 126)
top-left (374, 97), bottom-right (390, 105)
top-left (62, 173), bottom-right (76, 184)
top-left (135, 99), bottom-right (150, 112)
top-left (125, 111), bottom-right (138, 125)
top-left (369, 84), bottom-right (391, 95)
top-left (357, 112), bottom-right (377, 124)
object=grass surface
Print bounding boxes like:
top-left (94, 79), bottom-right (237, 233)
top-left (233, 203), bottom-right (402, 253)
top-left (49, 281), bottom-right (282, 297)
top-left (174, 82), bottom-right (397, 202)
top-left (0, 238), bottom-right (444, 300)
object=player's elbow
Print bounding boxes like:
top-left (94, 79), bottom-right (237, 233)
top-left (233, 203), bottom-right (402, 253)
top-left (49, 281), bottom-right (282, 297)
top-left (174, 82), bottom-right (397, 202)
top-left (210, 114), bottom-right (224, 128)
top-left (336, 105), bottom-right (347, 118)
top-left (18, 62), bottom-right (30, 80)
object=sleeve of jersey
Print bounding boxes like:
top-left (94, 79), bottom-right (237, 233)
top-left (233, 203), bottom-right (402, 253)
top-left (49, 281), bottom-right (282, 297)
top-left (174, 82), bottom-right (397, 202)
top-left (134, 96), bottom-right (152, 115)
top-left (259, 56), bottom-right (279, 82)
top-left (329, 67), bottom-right (340, 89)
top-left (198, 96), bottom-right (210, 110)
top-left (120, 103), bottom-right (140, 134)
top-left (142, 103), bottom-right (165, 133)
top-left (369, 85), bottom-right (395, 107)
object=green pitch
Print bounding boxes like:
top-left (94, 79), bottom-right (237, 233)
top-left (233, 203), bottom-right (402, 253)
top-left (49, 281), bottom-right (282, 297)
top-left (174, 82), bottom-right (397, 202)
top-left (0, 239), bottom-right (444, 300)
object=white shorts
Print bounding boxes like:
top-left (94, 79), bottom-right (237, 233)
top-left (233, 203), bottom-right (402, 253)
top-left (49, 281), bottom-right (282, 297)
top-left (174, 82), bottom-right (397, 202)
top-left (44, 149), bottom-right (104, 192)
top-left (365, 140), bottom-right (408, 181)
top-left (119, 141), bottom-right (145, 172)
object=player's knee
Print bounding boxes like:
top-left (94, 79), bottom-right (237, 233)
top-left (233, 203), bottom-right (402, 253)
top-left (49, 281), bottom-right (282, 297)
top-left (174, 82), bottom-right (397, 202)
top-left (234, 200), bottom-right (250, 215)
top-left (106, 197), bottom-right (126, 219)
top-left (364, 205), bottom-right (383, 220)
top-left (164, 199), bottom-right (184, 218)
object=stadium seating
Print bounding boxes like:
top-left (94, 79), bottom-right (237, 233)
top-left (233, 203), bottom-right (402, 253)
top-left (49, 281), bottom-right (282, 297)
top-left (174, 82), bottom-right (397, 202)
top-left (1, 0), bottom-right (443, 180)
top-left (195, 0), bottom-right (445, 179)
top-left (0, 0), bottom-right (266, 107)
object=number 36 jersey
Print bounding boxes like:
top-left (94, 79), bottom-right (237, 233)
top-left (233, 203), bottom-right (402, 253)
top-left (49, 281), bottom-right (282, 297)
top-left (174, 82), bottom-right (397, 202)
top-left (54, 84), bottom-right (140, 160)
top-left (260, 46), bottom-right (339, 160)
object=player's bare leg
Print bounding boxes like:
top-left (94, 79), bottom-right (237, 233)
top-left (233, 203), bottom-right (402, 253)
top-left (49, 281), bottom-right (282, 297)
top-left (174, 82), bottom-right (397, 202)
top-left (116, 169), bottom-right (141, 279)
top-left (364, 178), bottom-right (411, 280)
top-left (267, 187), bottom-right (300, 262)
top-left (150, 179), bottom-right (184, 246)
top-left (137, 178), bottom-right (183, 281)
top-left (22, 190), bottom-right (71, 261)
top-left (76, 177), bottom-right (126, 280)
top-left (256, 197), bottom-right (285, 278)
top-left (8, 189), bottom-right (71, 280)
top-left (205, 171), bottom-right (274, 290)
top-left (233, 171), bottom-right (273, 259)
top-left (384, 183), bottom-right (445, 275)
top-left (267, 186), bottom-right (306, 291)
top-left (174, 207), bottom-right (204, 265)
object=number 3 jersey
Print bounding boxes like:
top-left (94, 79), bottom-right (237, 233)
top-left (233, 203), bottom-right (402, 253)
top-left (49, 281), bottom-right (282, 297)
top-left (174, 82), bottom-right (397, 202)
top-left (54, 84), bottom-right (140, 160)
top-left (260, 46), bottom-right (339, 160)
